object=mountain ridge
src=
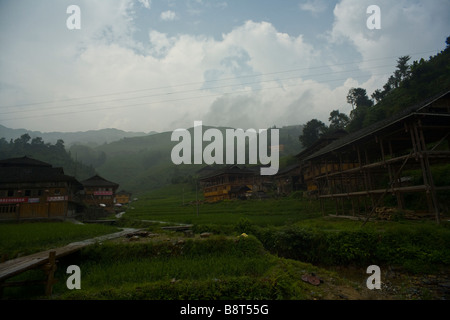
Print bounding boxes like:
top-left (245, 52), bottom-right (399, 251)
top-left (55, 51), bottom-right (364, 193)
top-left (0, 124), bottom-right (155, 146)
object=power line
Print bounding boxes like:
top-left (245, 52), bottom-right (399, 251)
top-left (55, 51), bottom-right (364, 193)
top-left (0, 49), bottom-right (439, 123)
top-left (0, 49), bottom-right (435, 110)
top-left (0, 63), bottom-right (395, 116)
top-left (0, 71), bottom-right (393, 122)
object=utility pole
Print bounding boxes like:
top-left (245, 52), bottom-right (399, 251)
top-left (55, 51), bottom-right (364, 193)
top-left (196, 180), bottom-right (199, 216)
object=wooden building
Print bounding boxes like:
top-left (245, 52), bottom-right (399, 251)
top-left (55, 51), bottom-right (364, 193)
top-left (295, 129), bottom-right (349, 195)
top-left (300, 90), bottom-right (450, 223)
top-left (80, 175), bottom-right (119, 212)
top-left (0, 157), bottom-right (83, 220)
top-left (199, 165), bottom-right (255, 202)
top-left (274, 163), bottom-right (302, 195)
top-left (115, 190), bottom-right (132, 205)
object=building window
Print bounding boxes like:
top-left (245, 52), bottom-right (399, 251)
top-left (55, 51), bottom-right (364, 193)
top-left (0, 205), bottom-right (16, 214)
top-left (7, 190), bottom-right (14, 197)
top-left (25, 190), bottom-right (31, 196)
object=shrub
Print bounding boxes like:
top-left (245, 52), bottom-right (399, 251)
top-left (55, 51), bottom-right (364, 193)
top-left (253, 223), bottom-right (450, 273)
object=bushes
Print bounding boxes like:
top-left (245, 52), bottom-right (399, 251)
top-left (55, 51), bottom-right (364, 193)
top-left (62, 277), bottom-right (280, 300)
top-left (254, 224), bottom-right (450, 273)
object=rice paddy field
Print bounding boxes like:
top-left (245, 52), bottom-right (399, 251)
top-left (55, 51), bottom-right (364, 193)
top-left (1, 183), bottom-right (449, 301)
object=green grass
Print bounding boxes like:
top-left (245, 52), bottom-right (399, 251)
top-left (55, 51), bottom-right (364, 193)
top-left (126, 183), bottom-right (324, 227)
top-left (0, 221), bottom-right (119, 260)
top-left (2, 183), bottom-right (450, 300)
top-left (52, 236), bottom-right (354, 300)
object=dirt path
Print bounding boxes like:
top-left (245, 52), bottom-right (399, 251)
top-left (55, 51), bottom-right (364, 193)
top-left (325, 265), bottom-right (450, 300)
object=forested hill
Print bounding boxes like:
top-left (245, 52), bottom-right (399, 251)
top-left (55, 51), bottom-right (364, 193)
top-left (0, 135), bottom-right (96, 181)
top-left (299, 36), bottom-right (450, 148)
top-left (346, 37), bottom-right (450, 132)
top-left (89, 124), bottom-right (305, 194)
top-left (0, 125), bottom-right (151, 147)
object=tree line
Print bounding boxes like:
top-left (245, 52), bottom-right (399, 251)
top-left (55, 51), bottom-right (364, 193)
top-left (0, 133), bottom-right (96, 180)
top-left (299, 36), bottom-right (450, 148)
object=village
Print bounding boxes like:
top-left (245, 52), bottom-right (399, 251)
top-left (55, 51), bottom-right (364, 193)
top-left (1, 90), bottom-right (448, 225)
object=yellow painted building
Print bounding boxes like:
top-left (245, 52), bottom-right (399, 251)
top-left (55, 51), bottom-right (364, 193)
top-left (116, 190), bottom-right (132, 205)
top-left (199, 165), bottom-right (254, 202)
top-left (0, 157), bottom-right (83, 220)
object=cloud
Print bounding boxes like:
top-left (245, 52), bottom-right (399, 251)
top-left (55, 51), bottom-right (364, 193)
top-left (330, 0), bottom-right (449, 62)
top-left (327, 0), bottom-right (450, 95)
top-left (137, 0), bottom-right (151, 9)
top-left (160, 10), bottom-right (178, 21)
top-left (299, 0), bottom-right (327, 15)
top-left (0, 0), bottom-right (448, 133)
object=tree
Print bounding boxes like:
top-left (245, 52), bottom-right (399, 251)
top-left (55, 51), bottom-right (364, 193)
top-left (395, 55), bottom-right (411, 83)
top-left (371, 89), bottom-right (384, 103)
top-left (346, 88), bottom-right (373, 110)
top-left (328, 110), bottom-right (349, 130)
top-left (55, 139), bottom-right (65, 150)
top-left (31, 137), bottom-right (44, 145)
top-left (14, 133), bottom-right (31, 145)
top-left (299, 119), bottom-right (327, 148)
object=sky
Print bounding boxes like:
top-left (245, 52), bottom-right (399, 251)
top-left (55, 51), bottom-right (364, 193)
top-left (0, 0), bottom-right (449, 133)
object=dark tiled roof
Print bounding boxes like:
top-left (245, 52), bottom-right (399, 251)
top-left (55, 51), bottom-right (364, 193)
top-left (198, 165), bottom-right (255, 180)
top-left (117, 190), bottom-right (132, 195)
top-left (0, 156), bottom-right (52, 168)
top-left (275, 163), bottom-right (301, 176)
top-left (295, 129), bottom-right (348, 159)
top-left (303, 90), bottom-right (450, 161)
top-left (0, 165), bottom-right (81, 186)
top-left (81, 174), bottom-right (119, 188)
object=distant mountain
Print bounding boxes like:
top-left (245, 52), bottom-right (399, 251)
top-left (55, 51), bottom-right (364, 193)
top-left (0, 122), bottom-right (304, 194)
top-left (91, 124), bottom-right (305, 194)
top-left (0, 124), bottom-right (155, 146)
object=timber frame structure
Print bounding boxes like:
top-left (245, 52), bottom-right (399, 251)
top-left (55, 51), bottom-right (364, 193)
top-left (301, 90), bottom-right (450, 223)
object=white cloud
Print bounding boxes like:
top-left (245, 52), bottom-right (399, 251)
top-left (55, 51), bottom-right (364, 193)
top-left (137, 0), bottom-right (151, 9)
top-left (0, 0), bottom-right (448, 133)
top-left (327, 0), bottom-right (450, 96)
top-left (160, 10), bottom-right (178, 21)
top-left (299, 0), bottom-right (327, 14)
top-left (330, 0), bottom-right (449, 63)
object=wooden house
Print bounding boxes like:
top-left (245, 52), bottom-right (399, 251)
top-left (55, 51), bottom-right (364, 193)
top-left (0, 156), bottom-right (83, 220)
top-left (301, 90), bottom-right (450, 223)
top-left (296, 129), bottom-right (350, 195)
top-left (273, 163), bottom-right (302, 195)
top-left (199, 165), bottom-right (255, 202)
top-left (115, 190), bottom-right (132, 205)
top-left (80, 175), bottom-right (119, 212)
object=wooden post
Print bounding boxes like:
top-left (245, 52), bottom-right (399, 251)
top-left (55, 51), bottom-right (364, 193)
top-left (412, 122), bottom-right (435, 215)
top-left (196, 180), bottom-right (199, 217)
top-left (350, 197), bottom-right (355, 216)
top-left (417, 121), bottom-right (440, 224)
top-left (43, 251), bottom-right (57, 296)
top-left (320, 197), bottom-right (324, 216)
top-left (365, 149), bottom-right (375, 210)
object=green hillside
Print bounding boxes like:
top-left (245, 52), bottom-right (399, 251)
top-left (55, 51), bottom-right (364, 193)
top-left (0, 124), bottom-right (151, 147)
top-left (92, 125), bottom-right (304, 195)
top-left (346, 37), bottom-right (450, 132)
top-left (0, 134), bottom-right (96, 180)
